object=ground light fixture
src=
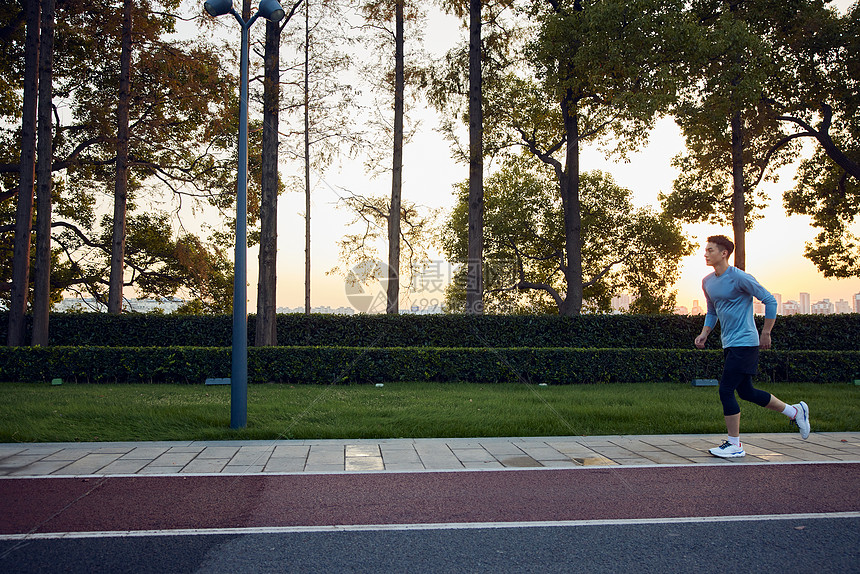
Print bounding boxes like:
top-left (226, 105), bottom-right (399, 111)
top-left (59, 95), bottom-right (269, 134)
top-left (202, 0), bottom-right (285, 429)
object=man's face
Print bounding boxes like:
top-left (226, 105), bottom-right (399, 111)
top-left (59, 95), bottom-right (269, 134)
top-left (704, 242), bottom-right (728, 267)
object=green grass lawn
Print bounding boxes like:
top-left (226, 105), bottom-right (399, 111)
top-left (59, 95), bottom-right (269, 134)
top-left (1, 381), bottom-right (857, 443)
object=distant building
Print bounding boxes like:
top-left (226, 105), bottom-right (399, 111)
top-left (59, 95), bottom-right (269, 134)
top-left (854, 293), bottom-right (860, 313)
top-left (674, 305), bottom-right (689, 315)
top-left (276, 306), bottom-right (355, 315)
top-left (691, 299), bottom-right (705, 316)
top-left (835, 299), bottom-right (852, 314)
top-left (811, 299), bottom-right (834, 315)
top-left (611, 294), bottom-right (631, 313)
top-left (782, 300), bottom-right (801, 315)
top-left (55, 298), bottom-right (184, 313)
top-left (753, 301), bottom-right (765, 315)
top-left (800, 292), bottom-right (811, 314)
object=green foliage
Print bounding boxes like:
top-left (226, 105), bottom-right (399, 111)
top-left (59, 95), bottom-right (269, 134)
top-left (442, 159), bottom-right (694, 313)
top-left (1, 312), bottom-right (858, 350)
top-left (1, 344), bottom-right (856, 385)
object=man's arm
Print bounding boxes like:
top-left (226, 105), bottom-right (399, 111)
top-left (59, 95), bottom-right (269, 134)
top-left (695, 325), bottom-right (712, 349)
top-left (760, 317), bottom-right (775, 349)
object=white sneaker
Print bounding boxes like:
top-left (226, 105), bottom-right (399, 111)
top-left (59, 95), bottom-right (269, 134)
top-left (709, 440), bottom-right (746, 458)
top-left (791, 401), bottom-right (810, 440)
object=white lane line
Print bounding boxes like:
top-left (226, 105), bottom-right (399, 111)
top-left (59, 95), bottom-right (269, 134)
top-left (2, 512), bottom-right (858, 541)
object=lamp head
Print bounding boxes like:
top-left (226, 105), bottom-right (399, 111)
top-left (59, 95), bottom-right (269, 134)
top-left (203, 0), bottom-right (233, 17)
top-left (258, 0), bottom-right (285, 22)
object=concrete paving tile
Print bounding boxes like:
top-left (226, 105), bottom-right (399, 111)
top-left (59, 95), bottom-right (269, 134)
top-left (229, 449), bottom-right (274, 467)
top-left (539, 459), bottom-right (581, 468)
top-left (15, 447), bottom-right (64, 457)
top-left (449, 447), bottom-right (494, 463)
top-left (346, 457), bottom-right (385, 471)
top-left (0, 454), bottom-right (51, 474)
top-left (8, 460), bottom-right (73, 476)
top-left (165, 446), bottom-right (206, 454)
top-left (383, 462), bottom-right (428, 471)
top-left (771, 449), bottom-right (840, 461)
top-left (272, 445), bottom-right (310, 457)
top-left (346, 445), bottom-right (380, 457)
top-left (499, 456), bottom-right (542, 468)
top-left (638, 451), bottom-right (694, 465)
top-left (92, 447), bottom-right (134, 455)
top-left (416, 457), bottom-right (463, 470)
top-left (138, 466), bottom-right (183, 475)
top-left (197, 446), bottom-right (240, 459)
top-left (518, 446), bottom-right (571, 461)
top-left (100, 459), bottom-right (151, 474)
top-left (576, 457), bottom-right (618, 466)
top-left (120, 447), bottom-right (170, 460)
top-left (587, 446), bottom-right (640, 459)
top-left (0, 447), bottom-right (27, 459)
top-left (479, 442), bottom-right (525, 456)
top-left (380, 448), bottom-right (422, 465)
top-left (306, 447), bottom-right (344, 466)
top-left (657, 445), bottom-right (707, 458)
top-left (303, 463), bottom-right (345, 473)
top-left (461, 460), bottom-right (505, 469)
top-left (222, 465), bottom-right (266, 474)
top-left (263, 458), bottom-right (307, 473)
top-left (151, 452), bottom-right (198, 467)
top-left (58, 453), bottom-right (124, 475)
top-left (41, 449), bottom-right (90, 462)
top-left (180, 458), bottom-right (230, 473)
top-left (613, 457), bottom-right (659, 466)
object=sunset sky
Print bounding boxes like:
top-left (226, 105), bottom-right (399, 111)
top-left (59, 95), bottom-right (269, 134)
top-left (248, 0), bottom-right (860, 313)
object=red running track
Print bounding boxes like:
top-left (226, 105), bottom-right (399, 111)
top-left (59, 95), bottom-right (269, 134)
top-left (1, 463), bottom-right (858, 535)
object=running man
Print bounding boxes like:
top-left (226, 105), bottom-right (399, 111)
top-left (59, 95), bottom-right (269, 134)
top-left (694, 235), bottom-right (811, 458)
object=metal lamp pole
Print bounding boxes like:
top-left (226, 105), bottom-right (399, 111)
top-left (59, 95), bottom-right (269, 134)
top-left (203, 0), bottom-right (285, 429)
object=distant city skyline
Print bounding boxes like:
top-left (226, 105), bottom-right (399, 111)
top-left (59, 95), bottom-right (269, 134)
top-left (670, 290), bottom-right (860, 316)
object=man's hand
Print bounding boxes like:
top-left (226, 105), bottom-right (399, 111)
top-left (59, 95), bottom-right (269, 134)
top-left (695, 332), bottom-right (708, 349)
top-left (759, 331), bottom-right (772, 349)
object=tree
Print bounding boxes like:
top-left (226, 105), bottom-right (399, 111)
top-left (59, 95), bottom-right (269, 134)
top-left (330, 192), bottom-right (439, 312)
top-left (778, 2), bottom-right (859, 276)
top-left (431, 0), bottom-right (518, 315)
top-left (357, 0), bottom-right (426, 314)
top-left (7, 0), bottom-right (39, 346)
top-left (107, 0), bottom-right (133, 314)
top-left (442, 159), bottom-right (693, 313)
top-left (484, 0), bottom-right (690, 315)
top-left (661, 0), bottom-right (846, 270)
top-left (1, 1), bottom-right (248, 317)
top-left (255, 0), bottom-right (305, 346)
top-left (32, 0), bottom-right (55, 345)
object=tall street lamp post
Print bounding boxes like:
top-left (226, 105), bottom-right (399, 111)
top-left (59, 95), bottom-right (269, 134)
top-left (203, 0), bottom-right (285, 428)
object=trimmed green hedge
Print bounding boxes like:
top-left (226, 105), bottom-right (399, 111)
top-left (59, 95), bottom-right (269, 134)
top-left (1, 312), bottom-right (859, 350)
top-left (1, 346), bottom-right (856, 385)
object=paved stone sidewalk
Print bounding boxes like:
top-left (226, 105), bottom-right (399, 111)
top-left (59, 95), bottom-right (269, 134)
top-left (0, 433), bottom-right (857, 477)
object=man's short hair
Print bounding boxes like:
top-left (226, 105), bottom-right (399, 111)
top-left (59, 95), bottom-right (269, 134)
top-left (707, 235), bottom-right (735, 256)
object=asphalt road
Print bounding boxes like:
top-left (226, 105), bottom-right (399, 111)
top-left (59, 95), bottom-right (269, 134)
top-left (2, 463), bottom-right (858, 573)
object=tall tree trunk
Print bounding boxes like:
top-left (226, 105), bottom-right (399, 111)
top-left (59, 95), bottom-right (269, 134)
top-left (387, 0), bottom-right (404, 315)
top-left (304, 0), bottom-right (311, 315)
top-left (32, 0), bottom-right (55, 346)
top-left (465, 0), bottom-right (483, 315)
top-left (559, 91), bottom-right (583, 316)
top-left (108, 0), bottom-right (133, 314)
top-left (730, 110), bottom-right (746, 270)
top-left (7, 0), bottom-right (40, 347)
top-left (255, 18), bottom-right (280, 346)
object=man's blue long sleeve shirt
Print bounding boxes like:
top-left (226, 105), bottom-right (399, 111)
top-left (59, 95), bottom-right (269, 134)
top-left (703, 266), bottom-right (777, 348)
